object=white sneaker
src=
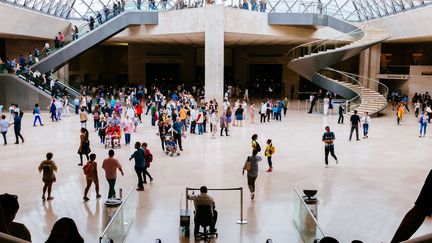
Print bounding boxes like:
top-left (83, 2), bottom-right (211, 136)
top-left (325, 165), bottom-right (328, 168)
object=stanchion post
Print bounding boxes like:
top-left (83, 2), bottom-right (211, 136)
top-left (236, 187), bottom-right (248, 224)
top-left (185, 188), bottom-right (189, 210)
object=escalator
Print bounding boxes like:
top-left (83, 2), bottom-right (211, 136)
top-left (32, 10), bottom-right (158, 74)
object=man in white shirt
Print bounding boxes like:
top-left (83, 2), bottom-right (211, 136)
top-left (1, 115), bottom-right (10, 145)
top-left (190, 107), bottom-right (197, 134)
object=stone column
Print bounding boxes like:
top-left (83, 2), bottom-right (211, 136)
top-left (359, 43), bottom-right (381, 91)
top-left (205, 5), bottom-right (224, 106)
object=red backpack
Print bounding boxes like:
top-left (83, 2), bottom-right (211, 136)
top-left (83, 162), bottom-right (94, 176)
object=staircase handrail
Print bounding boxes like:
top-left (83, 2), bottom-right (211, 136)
top-left (332, 69), bottom-right (389, 102)
top-left (331, 69), bottom-right (389, 112)
top-left (287, 22), bottom-right (364, 61)
top-left (287, 17), bottom-right (391, 62)
top-left (45, 74), bottom-right (81, 97)
top-left (321, 67), bottom-right (363, 108)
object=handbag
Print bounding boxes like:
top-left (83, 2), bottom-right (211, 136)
top-left (245, 156), bottom-right (251, 171)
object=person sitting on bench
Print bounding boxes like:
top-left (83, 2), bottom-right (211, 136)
top-left (187, 186), bottom-right (218, 237)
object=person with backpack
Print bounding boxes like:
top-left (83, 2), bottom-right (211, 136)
top-left (38, 152), bottom-right (57, 201)
top-left (83, 153), bottom-right (101, 201)
top-left (242, 149), bottom-right (262, 200)
top-left (251, 134), bottom-right (261, 153)
top-left (129, 142), bottom-right (146, 191)
top-left (142, 142), bottom-right (154, 183)
top-left (265, 139), bottom-right (275, 172)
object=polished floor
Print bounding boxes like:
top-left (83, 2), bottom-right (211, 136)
top-left (1, 103), bottom-right (431, 243)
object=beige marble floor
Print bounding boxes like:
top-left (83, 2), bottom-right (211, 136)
top-left (1, 103), bottom-right (431, 243)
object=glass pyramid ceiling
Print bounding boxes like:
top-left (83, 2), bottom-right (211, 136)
top-left (0, 0), bottom-right (430, 21)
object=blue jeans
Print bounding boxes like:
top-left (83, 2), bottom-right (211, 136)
top-left (363, 123), bottom-right (369, 136)
top-left (33, 115), bottom-right (43, 126)
top-left (1, 131), bottom-right (6, 144)
top-left (259, 2), bottom-right (266, 12)
top-left (420, 123), bottom-right (427, 136)
top-left (198, 123), bottom-right (203, 135)
top-left (251, 2), bottom-right (257, 10)
top-left (107, 179), bottom-right (116, 198)
top-left (75, 105), bottom-right (79, 114)
top-left (125, 133), bottom-right (131, 144)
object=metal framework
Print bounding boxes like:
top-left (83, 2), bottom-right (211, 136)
top-left (268, 0), bottom-right (431, 21)
top-left (0, 0), bottom-right (431, 21)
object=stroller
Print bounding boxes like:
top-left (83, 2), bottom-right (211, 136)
top-left (165, 132), bottom-right (180, 156)
top-left (105, 125), bottom-right (121, 149)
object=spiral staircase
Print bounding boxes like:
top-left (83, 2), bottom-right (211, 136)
top-left (287, 19), bottom-right (390, 115)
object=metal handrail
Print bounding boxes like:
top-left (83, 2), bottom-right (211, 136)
top-left (288, 17), bottom-right (391, 62)
top-left (322, 67), bottom-right (363, 107)
top-left (333, 69), bottom-right (389, 113)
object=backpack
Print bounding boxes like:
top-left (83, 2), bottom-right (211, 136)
top-left (43, 163), bottom-right (53, 176)
top-left (19, 110), bottom-right (24, 117)
top-left (83, 162), bottom-right (94, 176)
top-left (146, 152), bottom-right (153, 163)
top-left (255, 142), bottom-right (261, 152)
top-left (269, 145), bottom-right (275, 155)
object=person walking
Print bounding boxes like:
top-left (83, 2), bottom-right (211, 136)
top-left (249, 103), bottom-right (255, 123)
top-left (142, 142), bottom-right (154, 183)
top-left (349, 110), bottom-right (361, 141)
top-left (419, 111), bottom-right (429, 138)
top-left (220, 111), bottom-right (229, 136)
top-left (1, 114), bottom-right (10, 145)
top-left (102, 149), bottom-right (124, 198)
top-left (397, 104), bottom-right (404, 125)
top-left (98, 116), bottom-right (108, 143)
top-left (242, 149), bottom-right (262, 200)
top-left (11, 112), bottom-right (24, 144)
top-left (78, 128), bottom-right (91, 166)
top-left (32, 103), bottom-right (44, 126)
top-left (323, 95), bottom-right (330, 116)
top-left (129, 142), bottom-right (146, 191)
top-left (234, 104), bottom-right (244, 127)
top-left (265, 139), bottom-right (275, 172)
top-left (63, 96), bottom-right (70, 117)
top-left (172, 116), bottom-right (184, 151)
top-left (80, 108), bottom-right (87, 128)
top-left (210, 109), bottom-right (218, 138)
top-left (260, 102), bottom-right (266, 123)
top-left (322, 126), bottom-right (338, 168)
top-left (48, 97), bottom-right (57, 122)
top-left (361, 112), bottom-right (371, 139)
top-left (121, 116), bottom-right (135, 145)
top-left (338, 104), bottom-right (344, 124)
top-left (38, 152), bottom-right (57, 201)
top-left (282, 98), bottom-right (289, 117)
top-left (83, 153), bottom-right (101, 201)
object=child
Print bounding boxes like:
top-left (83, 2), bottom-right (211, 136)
top-left (265, 139), bottom-right (275, 172)
top-left (167, 136), bottom-right (177, 155)
top-left (80, 108), bottom-right (87, 128)
top-left (33, 103), bottom-right (44, 126)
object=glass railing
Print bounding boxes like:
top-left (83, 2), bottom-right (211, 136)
top-left (9, 68), bottom-right (78, 108)
top-left (293, 187), bottom-right (326, 243)
top-left (99, 188), bottom-right (137, 243)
